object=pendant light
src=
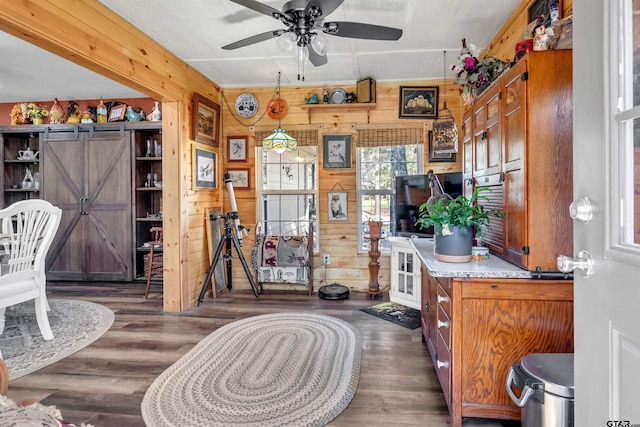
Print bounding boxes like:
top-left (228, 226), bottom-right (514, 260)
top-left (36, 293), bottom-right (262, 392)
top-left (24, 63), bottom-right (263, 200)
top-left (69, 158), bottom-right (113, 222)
top-left (263, 72), bottom-right (297, 154)
top-left (432, 50), bottom-right (459, 154)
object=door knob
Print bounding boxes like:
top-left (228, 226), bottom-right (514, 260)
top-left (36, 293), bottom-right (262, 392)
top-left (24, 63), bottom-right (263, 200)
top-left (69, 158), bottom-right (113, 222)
top-left (569, 197), bottom-right (593, 223)
top-left (557, 250), bottom-right (593, 277)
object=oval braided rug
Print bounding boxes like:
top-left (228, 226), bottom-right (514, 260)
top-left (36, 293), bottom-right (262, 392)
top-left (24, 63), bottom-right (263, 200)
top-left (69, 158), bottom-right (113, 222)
top-left (141, 312), bottom-right (362, 427)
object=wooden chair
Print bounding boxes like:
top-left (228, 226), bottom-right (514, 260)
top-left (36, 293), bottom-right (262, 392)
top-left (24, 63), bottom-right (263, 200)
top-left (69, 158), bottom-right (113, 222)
top-left (0, 200), bottom-right (62, 358)
top-left (145, 226), bottom-right (163, 298)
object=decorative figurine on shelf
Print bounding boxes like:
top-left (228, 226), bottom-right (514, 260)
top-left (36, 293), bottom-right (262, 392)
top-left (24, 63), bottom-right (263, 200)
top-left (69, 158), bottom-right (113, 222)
top-left (125, 105), bottom-right (146, 121)
top-left (96, 97), bottom-right (108, 123)
top-left (345, 92), bottom-right (357, 103)
top-left (81, 110), bottom-right (93, 123)
top-left (147, 101), bottom-right (162, 121)
top-left (65, 101), bottom-right (81, 124)
top-left (305, 93), bottom-right (319, 104)
top-left (533, 22), bottom-right (551, 51)
top-left (49, 98), bottom-right (65, 124)
top-left (22, 167), bottom-right (34, 189)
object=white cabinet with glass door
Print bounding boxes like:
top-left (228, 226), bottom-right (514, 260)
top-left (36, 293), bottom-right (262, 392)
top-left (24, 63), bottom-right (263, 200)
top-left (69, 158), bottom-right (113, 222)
top-left (389, 237), bottom-right (421, 310)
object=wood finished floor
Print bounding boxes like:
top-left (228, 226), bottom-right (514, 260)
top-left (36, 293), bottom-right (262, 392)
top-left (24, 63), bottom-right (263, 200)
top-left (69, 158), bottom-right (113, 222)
top-left (5, 282), bottom-right (520, 427)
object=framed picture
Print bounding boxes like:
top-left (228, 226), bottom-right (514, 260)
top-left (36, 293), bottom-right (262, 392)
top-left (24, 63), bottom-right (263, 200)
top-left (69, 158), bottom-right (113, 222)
top-left (399, 86), bottom-right (439, 119)
top-left (226, 168), bottom-right (250, 189)
top-left (108, 103), bottom-right (127, 121)
top-left (328, 191), bottom-right (348, 221)
top-left (528, 0), bottom-right (562, 24)
top-left (227, 136), bottom-right (247, 161)
top-left (192, 144), bottom-right (217, 190)
top-left (428, 131), bottom-right (457, 163)
top-left (322, 134), bottom-right (352, 169)
top-left (192, 93), bottom-right (220, 146)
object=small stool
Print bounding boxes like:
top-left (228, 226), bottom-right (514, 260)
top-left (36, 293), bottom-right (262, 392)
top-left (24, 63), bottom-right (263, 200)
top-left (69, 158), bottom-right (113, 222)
top-left (145, 226), bottom-right (163, 298)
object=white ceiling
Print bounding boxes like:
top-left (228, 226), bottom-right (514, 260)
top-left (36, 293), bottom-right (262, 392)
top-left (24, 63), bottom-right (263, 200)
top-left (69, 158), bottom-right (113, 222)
top-left (1, 0), bottom-right (521, 103)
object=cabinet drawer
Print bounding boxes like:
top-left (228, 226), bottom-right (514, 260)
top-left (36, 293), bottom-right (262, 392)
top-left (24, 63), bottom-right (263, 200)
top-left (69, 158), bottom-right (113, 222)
top-left (437, 302), bottom-right (451, 349)
top-left (436, 276), bottom-right (452, 294)
top-left (437, 282), bottom-right (452, 316)
top-left (436, 328), bottom-right (452, 408)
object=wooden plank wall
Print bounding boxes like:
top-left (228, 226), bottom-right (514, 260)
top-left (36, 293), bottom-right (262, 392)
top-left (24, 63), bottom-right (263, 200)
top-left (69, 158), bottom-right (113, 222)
top-left (0, 0), bottom-right (574, 307)
top-left (0, 1), bottom-right (222, 312)
top-left (221, 81), bottom-right (462, 293)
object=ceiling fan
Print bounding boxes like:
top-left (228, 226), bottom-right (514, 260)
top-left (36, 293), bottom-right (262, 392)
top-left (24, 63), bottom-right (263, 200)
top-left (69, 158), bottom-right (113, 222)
top-left (223, 0), bottom-right (403, 77)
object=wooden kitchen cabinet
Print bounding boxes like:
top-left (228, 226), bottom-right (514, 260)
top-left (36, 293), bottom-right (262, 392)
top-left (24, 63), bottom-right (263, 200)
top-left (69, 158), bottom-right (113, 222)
top-left (420, 271), bottom-right (574, 426)
top-left (466, 50), bottom-right (573, 272)
top-left (472, 82), bottom-right (502, 178)
top-left (461, 109), bottom-right (474, 200)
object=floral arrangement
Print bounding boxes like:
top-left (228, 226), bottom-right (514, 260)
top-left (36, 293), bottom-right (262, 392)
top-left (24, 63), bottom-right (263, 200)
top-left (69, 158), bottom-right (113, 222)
top-left (450, 39), bottom-right (510, 105)
top-left (26, 103), bottom-right (49, 120)
top-left (9, 102), bottom-right (49, 124)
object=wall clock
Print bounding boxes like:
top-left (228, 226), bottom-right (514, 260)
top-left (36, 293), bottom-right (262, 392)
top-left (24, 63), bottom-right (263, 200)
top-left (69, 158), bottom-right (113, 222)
top-left (235, 93), bottom-right (259, 118)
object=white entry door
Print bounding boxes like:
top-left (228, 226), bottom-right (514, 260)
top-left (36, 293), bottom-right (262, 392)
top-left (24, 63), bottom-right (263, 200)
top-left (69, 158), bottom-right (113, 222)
top-left (569, 0), bottom-right (640, 424)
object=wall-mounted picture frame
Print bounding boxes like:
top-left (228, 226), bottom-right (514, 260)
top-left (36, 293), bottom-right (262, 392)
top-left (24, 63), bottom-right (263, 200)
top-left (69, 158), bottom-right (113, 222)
top-left (192, 144), bottom-right (217, 190)
top-left (428, 131), bottom-right (457, 163)
top-left (328, 191), bottom-right (348, 221)
top-left (192, 93), bottom-right (220, 147)
top-left (322, 134), bottom-right (352, 169)
top-left (399, 86), bottom-right (439, 119)
top-left (227, 136), bottom-right (248, 162)
top-left (226, 168), bottom-right (250, 189)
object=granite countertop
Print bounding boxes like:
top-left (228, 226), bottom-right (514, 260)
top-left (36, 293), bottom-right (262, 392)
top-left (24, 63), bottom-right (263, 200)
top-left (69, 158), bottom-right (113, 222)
top-left (406, 237), bottom-right (532, 279)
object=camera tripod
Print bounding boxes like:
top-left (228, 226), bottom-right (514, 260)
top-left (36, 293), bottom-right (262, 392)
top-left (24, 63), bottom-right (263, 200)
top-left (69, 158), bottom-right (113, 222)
top-left (197, 211), bottom-right (260, 305)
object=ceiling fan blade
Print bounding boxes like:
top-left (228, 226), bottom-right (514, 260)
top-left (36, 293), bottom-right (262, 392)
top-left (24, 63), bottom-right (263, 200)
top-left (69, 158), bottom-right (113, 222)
top-left (230, 0), bottom-right (282, 18)
top-left (308, 46), bottom-right (328, 66)
top-left (304, 0), bottom-right (344, 18)
top-left (323, 21), bottom-right (403, 40)
top-left (222, 30), bottom-right (283, 50)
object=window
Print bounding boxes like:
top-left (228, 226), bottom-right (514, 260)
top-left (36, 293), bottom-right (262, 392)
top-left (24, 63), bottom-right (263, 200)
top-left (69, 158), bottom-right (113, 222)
top-left (256, 145), bottom-right (318, 244)
top-left (357, 135), bottom-right (422, 253)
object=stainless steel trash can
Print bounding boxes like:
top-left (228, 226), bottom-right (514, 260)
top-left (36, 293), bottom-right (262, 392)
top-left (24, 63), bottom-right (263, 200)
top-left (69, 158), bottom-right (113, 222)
top-left (506, 353), bottom-right (574, 427)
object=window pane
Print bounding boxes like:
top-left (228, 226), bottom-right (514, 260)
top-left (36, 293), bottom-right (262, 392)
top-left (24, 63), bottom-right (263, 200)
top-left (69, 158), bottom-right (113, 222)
top-left (261, 147), bottom-right (317, 190)
top-left (261, 194), bottom-right (315, 235)
top-left (357, 144), bottom-right (421, 253)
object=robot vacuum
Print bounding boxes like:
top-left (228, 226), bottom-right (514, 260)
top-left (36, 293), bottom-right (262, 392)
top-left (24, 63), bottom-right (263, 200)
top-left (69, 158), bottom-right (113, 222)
top-left (318, 283), bottom-right (350, 300)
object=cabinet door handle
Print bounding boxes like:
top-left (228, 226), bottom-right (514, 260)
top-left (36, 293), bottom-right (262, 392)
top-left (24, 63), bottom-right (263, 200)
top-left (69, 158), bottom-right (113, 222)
top-left (79, 198), bottom-right (84, 215)
top-left (438, 319), bottom-right (449, 329)
top-left (436, 360), bottom-right (449, 369)
top-left (424, 302), bottom-right (429, 312)
top-left (437, 295), bottom-right (450, 304)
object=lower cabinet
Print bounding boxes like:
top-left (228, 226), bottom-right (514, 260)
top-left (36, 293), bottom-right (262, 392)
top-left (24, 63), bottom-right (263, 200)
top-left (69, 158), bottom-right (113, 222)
top-left (390, 238), bottom-right (421, 309)
top-left (420, 269), bottom-right (574, 426)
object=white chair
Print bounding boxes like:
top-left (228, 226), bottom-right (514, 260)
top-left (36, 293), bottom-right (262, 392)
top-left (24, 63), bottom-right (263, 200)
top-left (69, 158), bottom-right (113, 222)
top-left (0, 200), bottom-right (62, 357)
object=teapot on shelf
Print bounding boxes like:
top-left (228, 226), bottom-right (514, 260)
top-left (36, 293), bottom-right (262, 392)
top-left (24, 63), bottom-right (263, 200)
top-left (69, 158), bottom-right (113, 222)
top-left (17, 147), bottom-right (39, 161)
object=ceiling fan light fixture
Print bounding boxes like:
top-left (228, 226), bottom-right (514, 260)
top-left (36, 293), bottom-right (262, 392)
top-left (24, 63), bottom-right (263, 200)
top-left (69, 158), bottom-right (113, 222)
top-left (297, 45), bottom-right (309, 63)
top-left (311, 33), bottom-right (328, 55)
top-left (277, 32), bottom-right (296, 52)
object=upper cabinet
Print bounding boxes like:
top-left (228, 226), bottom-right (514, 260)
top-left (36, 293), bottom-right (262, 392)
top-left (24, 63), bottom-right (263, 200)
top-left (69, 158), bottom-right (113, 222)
top-left (464, 50), bottom-right (573, 272)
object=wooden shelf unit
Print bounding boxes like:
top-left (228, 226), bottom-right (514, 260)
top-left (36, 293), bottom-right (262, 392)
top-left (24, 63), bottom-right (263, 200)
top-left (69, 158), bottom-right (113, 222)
top-left (300, 102), bottom-right (376, 123)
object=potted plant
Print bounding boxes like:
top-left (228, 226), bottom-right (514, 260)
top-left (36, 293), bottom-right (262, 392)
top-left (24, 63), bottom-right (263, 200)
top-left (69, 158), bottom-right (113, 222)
top-left (416, 187), bottom-right (504, 262)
